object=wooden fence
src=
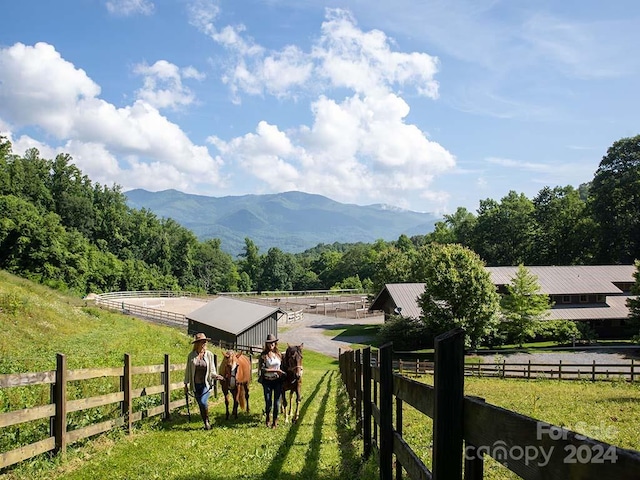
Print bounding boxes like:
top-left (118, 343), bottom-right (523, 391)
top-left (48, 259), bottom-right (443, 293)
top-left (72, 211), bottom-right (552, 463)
top-left (0, 350), bottom-right (259, 471)
top-left (94, 292), bottom-right (305, 328)
top-left (390, 359), bottom-right (638, 382)
top-left (339, 329), bottom-right (640, 480)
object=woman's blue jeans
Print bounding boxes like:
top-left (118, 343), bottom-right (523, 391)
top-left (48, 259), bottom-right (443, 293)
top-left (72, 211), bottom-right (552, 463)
top-left (262, 378), bottom-right (283, 418)
top-left (194, 383), bottom-right (210, 409)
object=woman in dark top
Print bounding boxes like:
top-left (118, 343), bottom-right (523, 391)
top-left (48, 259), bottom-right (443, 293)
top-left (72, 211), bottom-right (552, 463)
top-left (184, 333), bottom-right (222, 430)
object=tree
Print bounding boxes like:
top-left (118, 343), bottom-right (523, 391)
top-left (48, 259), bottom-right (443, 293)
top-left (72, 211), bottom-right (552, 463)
top-left (589, 134), bottom-right (640, 263)
top-left (533, 186), bottom-right (595, 265)
top-left (425, 207), bottom-right (477, 246)
top-left (193, 239), bottom-right (239, 293)
top-left (371, 245), bottom-right (413, 293)
top-left (411, 243), bottom-right (500, 348)
top-left (259, 247), bottom-right (295, 291)
top-left (472, 191), bottom-right (537, 265)
top-left (500, 265), bottom-right (552, 347)
top-left (627, 260), bottom-right (640, 342)
top-left (237, 238), bottom-right (262, 291)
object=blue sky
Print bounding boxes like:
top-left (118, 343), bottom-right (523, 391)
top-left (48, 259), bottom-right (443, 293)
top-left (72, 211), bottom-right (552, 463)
top-left (1, 0), bottom-right (639, 214)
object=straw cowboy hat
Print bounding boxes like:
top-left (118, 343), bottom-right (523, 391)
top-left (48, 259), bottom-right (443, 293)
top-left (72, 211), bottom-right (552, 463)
top-left (191, 332), bottom-right (211, 343)
top-left (265, 334), bottom-right (279, 344)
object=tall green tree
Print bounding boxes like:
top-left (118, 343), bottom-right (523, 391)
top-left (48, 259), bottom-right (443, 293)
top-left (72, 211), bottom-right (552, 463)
top-left (193, 239), bottom-right (239, 293)
top-left (371, 245), bottom-right (413, 293)
top-left (500, 265), bottom-right (552, 346)
top-left (627, 260), bottom-right (640, 341)
top-left (237, 238), bottom-right (262, 291)
top-left (259, 247), bottom-right (295, 291)
top-left (473, 191), bottom-right (537, 265)
top-left (533, 186), bottom-right (595, 265)
top-left (411, 243), bottom-right (500, 348)
top-left (589, 134), bottom-right (640, 263)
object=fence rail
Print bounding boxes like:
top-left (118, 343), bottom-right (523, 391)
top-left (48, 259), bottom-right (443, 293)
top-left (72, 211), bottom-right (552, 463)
top-left (390, 359), bottom-right (638, 382)
top-left (339, 330), bottom-right (640, 480)
top-left (94, 292), bottom-right (306, 328)
top-left (1, 353), bottom-right (192, 470)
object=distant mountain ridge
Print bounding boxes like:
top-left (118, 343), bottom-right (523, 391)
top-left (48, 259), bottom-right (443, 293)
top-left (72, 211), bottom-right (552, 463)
top-left (125, 189), bottom-right (439, 256)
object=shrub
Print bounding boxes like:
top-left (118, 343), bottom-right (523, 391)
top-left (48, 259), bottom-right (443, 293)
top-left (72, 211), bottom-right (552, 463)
top-left (532, 320), bottom-right (582, 343)
top-left (376, 315), bottom-right (434, 350)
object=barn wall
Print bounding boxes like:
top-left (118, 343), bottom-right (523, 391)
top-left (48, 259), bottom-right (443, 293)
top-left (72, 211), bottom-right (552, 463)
top-left (189, 320), bottom-right (236, 345)
top-left (238, 314), bottom-right (279, 347)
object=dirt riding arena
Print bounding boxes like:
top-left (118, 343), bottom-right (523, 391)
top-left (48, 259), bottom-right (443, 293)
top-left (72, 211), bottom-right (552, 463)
top-left (99, 292), bottom-right (383, 357)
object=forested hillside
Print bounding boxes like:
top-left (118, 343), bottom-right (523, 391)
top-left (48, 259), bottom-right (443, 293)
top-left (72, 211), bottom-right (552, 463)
top-left (1, 134), bottom-right (640, 298)
top-left (125, 188), bottom-right (438, 256)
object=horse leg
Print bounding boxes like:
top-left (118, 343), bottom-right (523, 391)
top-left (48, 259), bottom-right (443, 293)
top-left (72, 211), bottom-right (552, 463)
top-left (281, 390), bottom-right (288, 422)
top-left (293, 388), bottom-right (301, 423)
top-left (223, 390), bottom-right (230, 420)
top-left (286, 391), bottom-right (293, 422)
top-left (232, 390), bottom-right (239, 419)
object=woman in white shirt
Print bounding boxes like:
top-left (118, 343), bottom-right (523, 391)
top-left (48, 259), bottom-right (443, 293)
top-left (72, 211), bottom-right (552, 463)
top-left (258, 334), bottom-right (285, 428)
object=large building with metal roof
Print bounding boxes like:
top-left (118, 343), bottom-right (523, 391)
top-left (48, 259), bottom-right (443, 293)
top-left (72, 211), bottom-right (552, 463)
top-left (186, 296), bottom-right (286, 347)
top-left (369, 265), bottom-right (637, 338)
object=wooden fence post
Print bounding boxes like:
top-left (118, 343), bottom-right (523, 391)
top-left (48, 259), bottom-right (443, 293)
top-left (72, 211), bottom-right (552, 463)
top-left (396, 395), bottom-right (403, 480)
top-left (373, 354), bottom-right (379, 448)
top-left (379, 342), bottom-right (394, 480)
top-left (163, 354), bottom-right (170, 420)
top-left (432, 328), bottom-right (464, 480)
top-left (54, 353), bottom-right (67, 456)
top-left (123, 353), bottom-right (132, 434)
top-left (464, 396), bottom-right (486, 480)
top-left (363, 347), bottom-right (372, 459)
top-left (355, 349), bottom-right (362, 434)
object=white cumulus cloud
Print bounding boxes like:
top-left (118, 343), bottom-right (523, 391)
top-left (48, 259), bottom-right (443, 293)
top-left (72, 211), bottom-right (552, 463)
top-left (0, 42), bottom-right (222, 192)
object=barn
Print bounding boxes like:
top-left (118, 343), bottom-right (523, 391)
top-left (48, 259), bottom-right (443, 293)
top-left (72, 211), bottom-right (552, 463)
top-left (186, 296), bottom-right (286, 347)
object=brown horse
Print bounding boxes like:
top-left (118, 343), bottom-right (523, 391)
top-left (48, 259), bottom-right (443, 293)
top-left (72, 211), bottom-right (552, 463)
top-left (218, 350), bottom-right (252, 420)
top-left (280, 343), bottom-right (303, 423)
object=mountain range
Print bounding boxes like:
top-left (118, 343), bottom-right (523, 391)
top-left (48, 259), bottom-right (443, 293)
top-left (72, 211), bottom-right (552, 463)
top-left (125, 189), bottom-right (439, 256)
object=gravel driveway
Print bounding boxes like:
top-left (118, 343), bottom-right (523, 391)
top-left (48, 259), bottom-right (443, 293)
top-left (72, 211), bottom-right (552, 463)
top-left (277, 313), bottom-right (384, 358)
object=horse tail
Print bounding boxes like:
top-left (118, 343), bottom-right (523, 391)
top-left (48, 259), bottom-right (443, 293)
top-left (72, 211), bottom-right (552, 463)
top-left (237, 383), bottom-right (246, 411)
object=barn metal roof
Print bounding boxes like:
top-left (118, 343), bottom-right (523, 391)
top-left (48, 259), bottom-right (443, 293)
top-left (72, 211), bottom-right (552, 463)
top-left (186, 296), bottom-right (284, 335)
top-left (370, 265), bottom-right (636, 321)
top-left (369, 283), bottom-right (426, 319)
top-left (546, 295), bottom-right (636, 321)
top-left (485, 265), bottom-right (635, 295)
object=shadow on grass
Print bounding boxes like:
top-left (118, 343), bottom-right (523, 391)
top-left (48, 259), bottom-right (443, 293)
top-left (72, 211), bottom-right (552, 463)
top-left (168, 371), bottom-right (349, 480)
top-left (334, 378), bottom-right (365, 478)
top-left (261, 370), bottom-right (332, 480)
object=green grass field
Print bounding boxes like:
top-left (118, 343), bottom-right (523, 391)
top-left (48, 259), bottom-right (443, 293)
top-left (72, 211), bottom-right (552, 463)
top-left (2, 270), bottom-right (639, 480)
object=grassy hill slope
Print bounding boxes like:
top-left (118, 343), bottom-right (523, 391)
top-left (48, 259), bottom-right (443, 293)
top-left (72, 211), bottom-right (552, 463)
top-left (0, 271), bottom-right (374, 480)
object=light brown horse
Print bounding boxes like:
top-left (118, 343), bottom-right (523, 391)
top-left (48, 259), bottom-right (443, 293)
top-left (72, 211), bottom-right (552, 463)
top-left (218, 350), bottom-right (252, 420)
top-left (280, 343), bottom-right (303, 423)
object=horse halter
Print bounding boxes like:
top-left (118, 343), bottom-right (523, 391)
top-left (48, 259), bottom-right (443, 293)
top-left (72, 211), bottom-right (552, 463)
top-left (285, 351), bottom-right (303, 378)
top-left (225, 360), bottom-right (239, 389)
